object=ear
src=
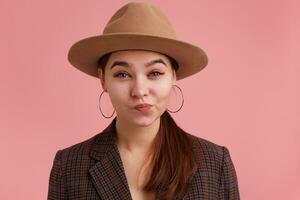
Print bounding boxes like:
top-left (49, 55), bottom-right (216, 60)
top-left (172, 70), bottom-right (177, 85)
top-left (98, 68), bottom-right (107, 91)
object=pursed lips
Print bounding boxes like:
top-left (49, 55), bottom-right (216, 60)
top-left (134, 103), bottom-right (152, 109)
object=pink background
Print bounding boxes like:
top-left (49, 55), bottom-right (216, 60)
top-left (1, 0), bottom-right (299, 199)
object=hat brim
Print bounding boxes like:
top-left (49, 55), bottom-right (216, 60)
top-left (67, 33), bottom-right (208, 80)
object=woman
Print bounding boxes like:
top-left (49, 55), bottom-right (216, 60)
top-left (48, 2), bottom-right (240, 200)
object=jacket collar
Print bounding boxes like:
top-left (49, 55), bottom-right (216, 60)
top-left (88, 117), bottom-right (199, 199)
top-left (88, 117), bottom-right (133, 199)
top-left (89, 117), bottom-right (118, 161)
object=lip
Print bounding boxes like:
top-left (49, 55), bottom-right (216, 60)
top-left (134, 103), bottom-right (152, 112)
top-left (134, 103), bottom-right (152, 109)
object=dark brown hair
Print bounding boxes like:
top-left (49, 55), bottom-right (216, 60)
top-left (97, 51), bottom-right (197, 199)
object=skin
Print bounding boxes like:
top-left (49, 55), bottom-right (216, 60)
top-left (98, 50), bottom-right (176, 198)
top-left (98, 49), bottom-right (176, 154)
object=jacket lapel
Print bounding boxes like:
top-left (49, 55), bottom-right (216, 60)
top-left (89, 117), bottom-right (133, 199)
top-left (88, 117), bottom-right (200, 199)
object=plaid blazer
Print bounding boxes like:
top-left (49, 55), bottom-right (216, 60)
top-left (47, 117), bottom-right (240, 199)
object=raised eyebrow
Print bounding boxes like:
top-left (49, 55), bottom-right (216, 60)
top-left (110, 59), bottom-right (167, 69)
top-left (146, 59), bottom-right (167, 68)
top-left (110, 61), bottom-right (129, 69)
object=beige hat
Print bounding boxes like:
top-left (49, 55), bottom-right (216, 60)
top-left (67, 2), bottom-right (208, 81)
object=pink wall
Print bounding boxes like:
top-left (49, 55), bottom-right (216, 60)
top-left (1, 0), bottom-right (299, 199)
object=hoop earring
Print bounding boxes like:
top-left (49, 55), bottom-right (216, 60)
top-left (99, 90), bottom-right (115, 118)
top-left (167, 84), bottom-right (184, 113)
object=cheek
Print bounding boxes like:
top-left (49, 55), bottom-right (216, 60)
top-left (107, 92), bottom-right (127, 114)
top-left (106, 84), bottom-right (127, 107)
top-left (153, 81), bottom-right (173, 101)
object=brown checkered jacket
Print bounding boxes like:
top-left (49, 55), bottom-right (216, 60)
top-left (47, 118), bottom-right (240, 199)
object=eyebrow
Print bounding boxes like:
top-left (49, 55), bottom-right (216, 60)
top-left (110, 58), bottom-right (167, 69)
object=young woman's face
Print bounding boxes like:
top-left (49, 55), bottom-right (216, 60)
top-left (99, 50), bottom-right (176, 127)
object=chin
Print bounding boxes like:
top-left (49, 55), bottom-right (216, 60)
top-left (131, 117), bottom-right (156, 127)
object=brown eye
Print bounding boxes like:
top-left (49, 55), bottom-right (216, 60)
top-left (114, 72), bottom-right (129, 79)
top-left (149, 71), bottom-right (164, 78)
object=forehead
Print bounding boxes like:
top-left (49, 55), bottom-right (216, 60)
top-left (107, 50), bottom-right (171, 67)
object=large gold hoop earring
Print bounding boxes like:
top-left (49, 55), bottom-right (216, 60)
top-left (167, 84), bottom-right (184, 113)
top-left (99, 90), bottom-right (115, 118)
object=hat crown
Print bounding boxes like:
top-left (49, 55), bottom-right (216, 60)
top-left (103, 2), bottom-right (176, 39)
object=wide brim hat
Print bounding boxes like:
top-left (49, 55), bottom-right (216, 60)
top-left (68, 2), bottom-right (208, 81)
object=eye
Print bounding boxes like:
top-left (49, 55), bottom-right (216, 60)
top-left (114, 72), bottom-right (129, 79)
top-left (149, 71), bottom-right (164, 78)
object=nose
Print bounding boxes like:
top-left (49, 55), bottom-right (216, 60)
top-left (130, 76), bottom-right (149, 99)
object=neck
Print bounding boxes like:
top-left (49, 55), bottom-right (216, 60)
top-left (115, 117), bottom-right (160, 155)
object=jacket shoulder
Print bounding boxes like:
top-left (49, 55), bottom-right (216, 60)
top-left (187, 132), bottom-right (224, 153)
top-left (55, 133), bottom-right (98, 161)
top-left (186, 133), bottom-right (227, 169)
top-left (186, 133), bottom-right (240, 198)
